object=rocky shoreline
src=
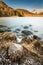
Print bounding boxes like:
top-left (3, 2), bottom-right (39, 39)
top-left (0, 32), bottom-right (43, 65)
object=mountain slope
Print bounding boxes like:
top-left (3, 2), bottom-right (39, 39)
top-left (0, 1), bottom-right (43, 17)
top-left (16, 9), bottom-right (34, 16)
top-left (0, 1), bottom-right (22, 17)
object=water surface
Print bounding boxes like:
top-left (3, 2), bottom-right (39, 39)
top-left (0, 17), bottom-right (43, 41)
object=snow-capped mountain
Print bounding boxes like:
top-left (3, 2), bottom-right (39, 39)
top-left (32, 9), bottom-right (43, 14)
top-left (0, 1), bottom-right (43, 17)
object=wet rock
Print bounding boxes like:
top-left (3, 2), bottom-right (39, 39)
top-left (22, 40), bottom-right (43, 58)
top-left (20, 59), bottom-right (41, 65)
top-left (1, 58), bottom-right (11, 65)
top-left (29, 24), bottom-right (32, 27)
top-left (0, 32), bottom-right (17, 58)
top-left (11, 62), bottom-right (18, 65)
top-left (0, 32), bottom-right (17, 42)
top-left (20, 42), bottom-right (42, 65)
top-left (15, 29), bottom-right (20, 31)
top-left (3, 59), bottom-right (11, 65)
top-left (21, 36), bottom-right (32, 44)
top-left (14, 28), bottom-right (20, 34)
top-left (0, 25), bottom-right (11, 32)
top-left (33, 35), bottom-right (39, 39)
top-left (34, 30), bottom-right (38, 32)
top-left (41, 45), bottom-right (43, 51)
top-left (0, 25), bottom-right (7, 28)
top-left (8, 43), bottom-right (23, 61)
top-left (22, 30), bottom-right (33, 36)
top-left (0, 55), bottom-right (2, 63)
top-left (23, 26), bottom-right (28, 29)
top-left (0, 32), bottom-right (43, 65)
top-left (33, 35), bottom-right (41, 40)
top-left (14, 31), bottom-right (19, 33)
top-left (19, 47), bottom-right (41, 65)
top-left (17, 36), bottom-right (22, 43)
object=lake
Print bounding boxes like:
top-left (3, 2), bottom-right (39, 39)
top-left (0, 17), bottom-right (43, 41)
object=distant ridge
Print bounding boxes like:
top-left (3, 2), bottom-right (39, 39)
top-left (0, 1), bottom-right (43, 17)
top-left (0, 1), bottom-right (22, 17)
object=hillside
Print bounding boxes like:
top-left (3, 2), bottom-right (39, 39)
top-left (0, 1), bottom-right (43, 17)
top-left (0, 1), bottom-right (22, 17)
top-left (32, 9), bottom-right (43, 16)
top-left (16, 9), bottom-right (35, 16)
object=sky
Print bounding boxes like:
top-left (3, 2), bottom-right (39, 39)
top-left (1, 0), bottom-right (43, 10)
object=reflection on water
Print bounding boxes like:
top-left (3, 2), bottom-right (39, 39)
top-left (0, 17), bottom-right (43, 41)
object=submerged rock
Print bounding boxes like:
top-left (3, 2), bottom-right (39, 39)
top-left (15, 28), bottom-right (20, 31)
top-left (0, 25), bottom-right (11, 32)
top-left (29, 24), bottom-right (32, 27)
top-left (23, 26), bottom-right (28, 29)
top-left (22, 30), bottom-right (33, 36)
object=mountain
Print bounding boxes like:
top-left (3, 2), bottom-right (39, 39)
top-left (0, 1), bottom-right (22, 17)
top-left (16, 9), bottom-right (43, 16)
top-left (0, 1), bottom-right (43, 17)
top-left (32, 9), bottom-right (43, 14)
top-left (16, 9), bottom-right (34, 16)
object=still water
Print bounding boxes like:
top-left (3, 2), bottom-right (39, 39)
top-left (0, 17), bottom-right (43, 41)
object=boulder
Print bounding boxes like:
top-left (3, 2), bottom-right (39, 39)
top-left (2, 32), bottom-right (17, 42)
top-left (8, 43), bottom-right (23, 61)
top-left (33, 35), bottom-right (41, 40)
top-left (23, 26), bottom-right (28, 29)
top-left (21, 30), bottom-right (33, 36)
top-left (0, 32), bottom-right (17, 45)
top-left (21, 36), bottom-right (32, 44)
top-left (0, 32), bottom-right (17, 58)
top-left (22, 40), bottom-right (43, 58)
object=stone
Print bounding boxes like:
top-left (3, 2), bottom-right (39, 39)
top-left (21, 36), bottom-right (32, 44)
top-left (15, 28), bottom-right (20, 31)
top-left (22, 40), bottom-right (43, 58)
top-left (2, 32), bottom-right (16, 42)
top-left (22, 30), bottom-right (33, 36)
top-left (0, 32), bottom-right (43, 65)
top-left (0, 25), bottom-right (11, 32)
top-left (33, 35), bottom-right (41, 40)
top-left (0, 32), bottom-right (17, 58)
top-left (23, 26), bottom-right (28, 29)
top-left (8, 43), bottom-right (23, 61)
top-left (17, 36), bottom-right (22, 43)
top-left (0, 32), bottom-right (17, 44)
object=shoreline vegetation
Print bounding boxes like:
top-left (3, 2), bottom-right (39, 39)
top-left (0, 32), bottom-right (43, 65)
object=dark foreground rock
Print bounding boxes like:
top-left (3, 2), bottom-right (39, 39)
top-left (0, 32), bottom-right (43, 65)
top-left (33, 35), bottom-right (41, 40)
top-left (0, 32), bottom-right (17, 58)
top-left (8, 43), bottom-right (23, 61)
top-left (21, 36), bottom-right (32, 44)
